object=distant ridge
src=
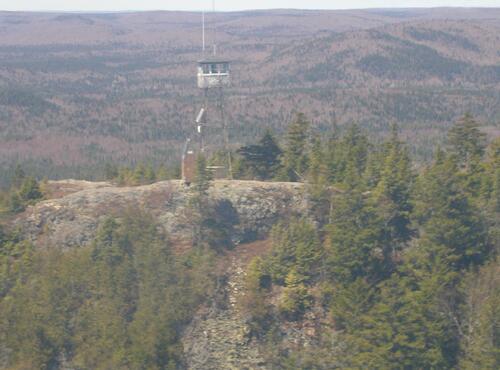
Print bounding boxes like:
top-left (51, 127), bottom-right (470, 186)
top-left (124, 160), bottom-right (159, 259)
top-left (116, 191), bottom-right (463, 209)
top-left (0, 8), bottom-right (498, 181)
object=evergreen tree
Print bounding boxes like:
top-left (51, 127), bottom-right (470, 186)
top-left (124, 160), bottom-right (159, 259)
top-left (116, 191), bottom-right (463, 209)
top-left (373, 124), bottom-right (414, 252)
top-left (132, 163), bottom-right (146, 185)
top-left (8, 192), bottom-right (24, 213)
top-left (144, 164), bottom-right (156, 183)
top-left (459, 259), bottom-right (500, 369)
top-left (324, 132), bottom-right (341, 184)
top-left (156, 165), bottom-right (169, 181)
top-left (12, 164), bottom-right (26, 188)
top-left (448, 113), bottom-right (486, 167)
top-left (340, 270), bottom-right (460, 369)
top-left (104, 162), bottom-right (118, 180)
top-left (340, 124), bottom-right (369, 181)
top-left (278, 113), bottom-right (310, 182)
top-left (307, 135), bottom-right (331, 226)
top-left (243, 257), bottom-right (271, 333)
top-left (237, 130), bottom-right (282, 180)
top-left (325, 190), bottom-right (386, 283)
top-left (18, 176), bottom-right (42, 202)
top-left (279, 267), bottom-right (311, 320)
top-left (193, 154), bottom-right (212, 199)
top-left (414, 155), bottom-right (489, 271)
top-left (267, 219), bottom-right (320, 284)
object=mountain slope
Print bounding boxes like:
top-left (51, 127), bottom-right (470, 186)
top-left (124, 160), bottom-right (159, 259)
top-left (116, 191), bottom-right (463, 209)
top-left (0, 9), bottom-right (499, 180)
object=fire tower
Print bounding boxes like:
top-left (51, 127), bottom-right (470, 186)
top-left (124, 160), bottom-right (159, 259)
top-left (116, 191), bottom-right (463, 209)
top-left (182, 5), bottom-right (232, 184)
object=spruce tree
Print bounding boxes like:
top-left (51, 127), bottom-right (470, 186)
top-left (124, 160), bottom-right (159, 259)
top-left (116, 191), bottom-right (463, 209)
top-left (459, 259), bottom-right (500, 369)
top-left (193, 154), bottom-right (212, 198)
top-left (268, 219), bottom-right (320, 284)
top-left (414, 155), bottom-right (489, 271)
top-left (12, 164), bottom-right (26, 188)
top-left (324, 132), bottom-right (341, 184)
top-left (341, 124), bottom-right (369, 181)
top-left (373, 124), bottom-right (414, 253)
top-left (307, 135), bottom-right (331, 225)
top-left (279, 113), bottom-right (310, 181)
top-left (325, 189), bottom-right (385, 283)
top-left (237, 130), bottom-right (282, 180)
top-left (18, 176), bottom-right (42, 202)
top-left (448, 113), bottom-right (486, 167)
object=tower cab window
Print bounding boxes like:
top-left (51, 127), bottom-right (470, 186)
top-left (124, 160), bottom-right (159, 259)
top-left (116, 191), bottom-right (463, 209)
top-left (219, 63), bottom-right (228, 73)
top-left (202, 64), bottom-right (210, 74)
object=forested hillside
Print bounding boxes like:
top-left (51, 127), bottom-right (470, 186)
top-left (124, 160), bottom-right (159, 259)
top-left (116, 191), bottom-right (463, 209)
top-left (0, 8), bottom-right (499, 183)
top-left (1, 113), bottom-right (499, 369)
top-left (239, 113), bottom-right (500, 368)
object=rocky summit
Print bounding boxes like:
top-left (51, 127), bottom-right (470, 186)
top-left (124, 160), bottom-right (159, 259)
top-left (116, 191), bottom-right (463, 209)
top-left (13, 179), bottom-right (305, 249)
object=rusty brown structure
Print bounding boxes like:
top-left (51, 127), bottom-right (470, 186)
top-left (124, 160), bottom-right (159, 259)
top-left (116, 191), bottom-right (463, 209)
top-left (182, 148), bottom-right (197, 185)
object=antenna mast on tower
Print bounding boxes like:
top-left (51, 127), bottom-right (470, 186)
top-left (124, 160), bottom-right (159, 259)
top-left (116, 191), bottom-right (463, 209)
top-left (202, 10), bottom-right (205, 53)
top-left (183, 0), bottom-right (233, 184)
top-left (212, 0), bottom-right (217, 56)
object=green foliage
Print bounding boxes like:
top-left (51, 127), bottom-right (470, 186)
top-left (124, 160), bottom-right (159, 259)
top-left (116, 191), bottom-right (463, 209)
top-left (278, 113), bottom-right (310, 181)
top-left (8, 192), bottom-right (25, 213)
top-left (112, 162), bottom-right (179, 186)
top-left (278, 268), bottom-right (311, 320)
top-left (0, 168), bottom-right (44, 215)
top-left (18, 176), bottom-right (42, 202)
top-left (0, 210), bottom-right (215, 369)
top-left (185, 155), bottom-right (237, 252)
top-left (2, 113), bottom-right (500, 369)
top-left (267, 219), bottom-right (321, 284)
top-left (325, 190), bottom-right (387, 283)
top-left (242, 257), bottom-right (272, 333)
top-left (193, 154), bottom-right (212, 198)
top-left (373, 124), bottom-right (414, 247)
top-left (448, 112), bottom-right (486, 167)
top-left (251, 113), bottom-right (498, 368)
top-left (414, 154), bottom-right (489, 270)
top-left (459, 259), bottom-right (500, 369)
top-left (236, 130), bottom-right (282, 180)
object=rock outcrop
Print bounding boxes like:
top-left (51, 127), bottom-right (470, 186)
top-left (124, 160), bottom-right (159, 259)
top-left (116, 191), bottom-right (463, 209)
top-left (182, 252), bottom-right (266, 369)
top-left (14, 179), bottom-right (305, 249)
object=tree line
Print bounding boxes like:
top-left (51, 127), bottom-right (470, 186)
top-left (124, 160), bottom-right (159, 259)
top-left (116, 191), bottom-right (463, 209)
top-left (0, 112), bottom-right (498, 369)
top-left (241, 112), bottom-right (499, 369)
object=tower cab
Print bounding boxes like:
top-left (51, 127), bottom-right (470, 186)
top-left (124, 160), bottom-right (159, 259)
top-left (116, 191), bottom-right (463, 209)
top-left (197, 59), bottom-right (230, 89)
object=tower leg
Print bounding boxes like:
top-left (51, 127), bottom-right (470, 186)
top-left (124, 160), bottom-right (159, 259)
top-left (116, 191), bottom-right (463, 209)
top-left (199, 88), bottom-right (209, 153)
top-left (217, 87), bottom-right (233, 180)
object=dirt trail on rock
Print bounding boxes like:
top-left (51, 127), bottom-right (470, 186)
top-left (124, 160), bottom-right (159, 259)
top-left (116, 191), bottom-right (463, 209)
top-left (182, 241), bottom-right (271, 370)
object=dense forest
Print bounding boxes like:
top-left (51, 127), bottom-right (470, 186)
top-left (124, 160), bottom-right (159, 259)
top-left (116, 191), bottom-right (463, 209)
top-left (238, 113), bottom-right (499, 368)
top-left (0, 112), bottom-right (499, 369)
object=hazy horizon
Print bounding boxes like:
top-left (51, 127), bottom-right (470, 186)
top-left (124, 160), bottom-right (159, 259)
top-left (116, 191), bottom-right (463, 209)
top-left (1, 1), bottom-right (499, 12)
